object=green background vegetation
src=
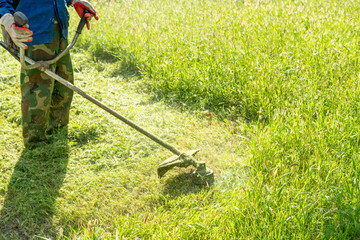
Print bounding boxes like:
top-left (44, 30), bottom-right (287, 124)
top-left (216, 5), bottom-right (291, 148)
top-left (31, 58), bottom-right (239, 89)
top-left (1, 0), bottom-right (360, 239)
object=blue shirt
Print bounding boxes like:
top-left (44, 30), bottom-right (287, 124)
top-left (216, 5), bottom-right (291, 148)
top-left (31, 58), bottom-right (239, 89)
top-left (0, 0), bottom-right (72, 45)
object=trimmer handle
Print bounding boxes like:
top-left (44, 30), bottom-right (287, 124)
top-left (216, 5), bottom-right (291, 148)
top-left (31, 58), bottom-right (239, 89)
top-left (7, 9), bottom-right (92, 70)
top-left (1, 11), bottom-right (28, 51)
top-left (76, 9), bottom-right (90, 34)
top-left (14, 11), bottom-right (29, 27)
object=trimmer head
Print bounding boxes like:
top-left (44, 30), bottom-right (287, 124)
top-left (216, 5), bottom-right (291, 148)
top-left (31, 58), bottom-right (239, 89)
top-left (158, 149), bottom-right (214, 185)
top-left (191, 162), bottom-right (214, 185)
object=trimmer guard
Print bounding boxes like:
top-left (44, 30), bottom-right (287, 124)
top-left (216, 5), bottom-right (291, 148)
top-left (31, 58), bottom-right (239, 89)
top-left (157, 149), bottom-right (200, 178)
top-left (158, 149), bottom-right (214, 185)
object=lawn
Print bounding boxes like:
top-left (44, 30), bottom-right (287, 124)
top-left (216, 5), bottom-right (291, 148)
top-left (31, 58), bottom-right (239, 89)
top-left (1, 0), bottom-right (360, 239)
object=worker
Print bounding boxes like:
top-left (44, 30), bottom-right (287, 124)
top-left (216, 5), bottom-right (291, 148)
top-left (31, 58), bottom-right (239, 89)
top-left (0, 0), bottom-right (98, 148)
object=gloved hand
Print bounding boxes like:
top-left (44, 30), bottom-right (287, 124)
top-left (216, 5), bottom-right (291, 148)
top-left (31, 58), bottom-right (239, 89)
top-left (71, 0), bottom-right (99, 29)
top-left (0, 13), bottom-right (32, 49)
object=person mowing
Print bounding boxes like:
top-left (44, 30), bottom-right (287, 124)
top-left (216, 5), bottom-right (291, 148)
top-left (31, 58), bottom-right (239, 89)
top-left (0, 0), bottom-right (98, 148)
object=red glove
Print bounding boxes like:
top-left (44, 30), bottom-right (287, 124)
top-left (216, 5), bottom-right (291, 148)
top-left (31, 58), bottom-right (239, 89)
top-left (71, 0), bottom-right (99, 29)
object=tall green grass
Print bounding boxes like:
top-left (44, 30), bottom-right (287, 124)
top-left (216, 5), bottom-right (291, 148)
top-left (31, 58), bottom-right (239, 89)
top-left (80, 0), bottom-right (360, 117)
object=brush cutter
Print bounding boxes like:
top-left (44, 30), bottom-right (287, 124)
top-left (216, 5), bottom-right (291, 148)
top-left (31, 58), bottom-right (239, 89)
top-left (0, 11), bottom-right (214, 185)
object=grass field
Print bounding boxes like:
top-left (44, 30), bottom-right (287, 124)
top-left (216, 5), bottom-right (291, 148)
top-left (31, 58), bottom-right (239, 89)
top-left (1, 0), bottom-right (360, 239)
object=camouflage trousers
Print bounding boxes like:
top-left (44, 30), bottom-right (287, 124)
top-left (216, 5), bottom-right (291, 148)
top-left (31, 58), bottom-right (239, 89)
top-left (20, 22), bottom-right (74, 146)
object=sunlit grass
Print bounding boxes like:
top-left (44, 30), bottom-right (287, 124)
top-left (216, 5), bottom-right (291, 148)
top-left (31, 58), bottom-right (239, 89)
top-left (1, 0), bottom-right (360, 239)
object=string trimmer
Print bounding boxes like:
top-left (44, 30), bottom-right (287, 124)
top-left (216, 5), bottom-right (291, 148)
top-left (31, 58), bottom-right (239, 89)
top-left (0, 11), bottom-right (214, 185)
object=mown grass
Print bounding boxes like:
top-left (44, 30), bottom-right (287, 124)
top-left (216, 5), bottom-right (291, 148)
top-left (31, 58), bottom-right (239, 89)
top-left (0, 49), bottom-right (244, 239)
top-left (1, 0), bottom-right (360, 239)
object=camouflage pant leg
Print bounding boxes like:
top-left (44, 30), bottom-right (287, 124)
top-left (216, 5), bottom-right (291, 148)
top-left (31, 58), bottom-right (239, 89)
top-left (20, 23), bottom-right (74, 145)
top-left (48, 34), bottom-right (74, 131)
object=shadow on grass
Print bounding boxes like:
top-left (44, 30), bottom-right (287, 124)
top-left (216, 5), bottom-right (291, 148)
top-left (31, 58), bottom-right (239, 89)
top-left (0, 130), bottom-right (69, 239)
top-left (89, 44), bottom-right (141, 79)
top-left (162, 171), bottom-right (210, 199)
top-left (138, 91), bottom-right (261, 124)
top-left (87, 44), bottom-right (260, 124)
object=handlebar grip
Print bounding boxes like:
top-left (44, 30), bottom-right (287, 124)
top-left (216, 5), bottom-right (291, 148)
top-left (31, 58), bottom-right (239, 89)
top-left (76, 9), bottom-right (90, 34)
top-left (14, 11), bottom-right (29, 27)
